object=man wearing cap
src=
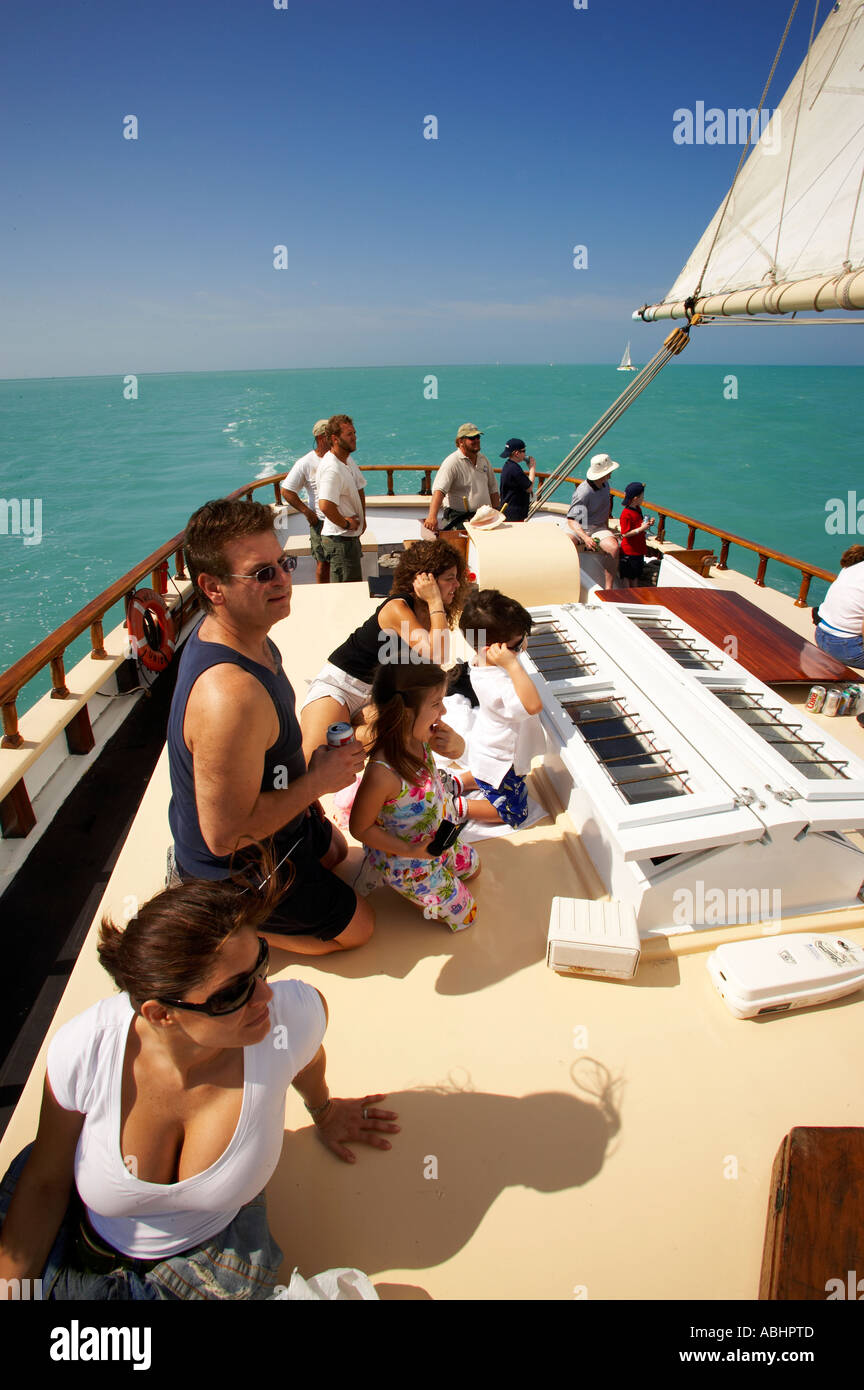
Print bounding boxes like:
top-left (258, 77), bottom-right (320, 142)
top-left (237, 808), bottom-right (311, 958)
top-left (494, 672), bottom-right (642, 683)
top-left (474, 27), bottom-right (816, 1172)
top-left (423, 425), bottom-right (500, 533)
top-left (499, 439), bottom-right (536, 523)
top-left (280, 420), bottom-right (331, 584)
top-left (566, 453), bottom-right (621, 590)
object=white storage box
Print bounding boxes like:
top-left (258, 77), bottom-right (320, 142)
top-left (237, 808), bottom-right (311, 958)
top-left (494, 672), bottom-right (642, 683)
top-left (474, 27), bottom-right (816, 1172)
top-left (707, 933), bottom-right (864, 1019)
top-left (547, 898), bottom-right (641, 979)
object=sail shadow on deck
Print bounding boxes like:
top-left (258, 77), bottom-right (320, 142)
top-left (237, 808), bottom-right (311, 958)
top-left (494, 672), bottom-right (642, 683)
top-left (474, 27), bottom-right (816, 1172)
top-left (268, 1083), bottom-right (621, 1281)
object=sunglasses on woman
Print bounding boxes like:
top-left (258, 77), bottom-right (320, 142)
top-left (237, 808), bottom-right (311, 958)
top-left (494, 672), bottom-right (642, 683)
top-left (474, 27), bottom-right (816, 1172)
top-left (157, 937), bottom-right (270, 1016)
top-left (228, 555), bottom-right (297, 584)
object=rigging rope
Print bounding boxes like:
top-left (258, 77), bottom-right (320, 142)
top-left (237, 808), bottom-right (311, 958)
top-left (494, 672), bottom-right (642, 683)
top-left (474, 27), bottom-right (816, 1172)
top-left (526, 325), bottom-right (693, 520)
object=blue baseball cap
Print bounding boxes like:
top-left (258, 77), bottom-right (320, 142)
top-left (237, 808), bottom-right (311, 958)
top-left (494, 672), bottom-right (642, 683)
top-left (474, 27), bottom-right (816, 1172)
top-left (500, 437), bottom-right (526, 458)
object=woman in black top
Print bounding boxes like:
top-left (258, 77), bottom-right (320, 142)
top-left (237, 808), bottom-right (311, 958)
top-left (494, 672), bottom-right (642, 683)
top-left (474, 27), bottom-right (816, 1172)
top-left (298, 539), bottom-right (469, 760)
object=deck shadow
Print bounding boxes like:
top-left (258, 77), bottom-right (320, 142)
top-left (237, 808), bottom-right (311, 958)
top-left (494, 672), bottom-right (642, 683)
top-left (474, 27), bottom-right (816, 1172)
top-left (271, 835), bottom-right (578, 996)
top-left (268, 1074), bottom-right (621, 1283)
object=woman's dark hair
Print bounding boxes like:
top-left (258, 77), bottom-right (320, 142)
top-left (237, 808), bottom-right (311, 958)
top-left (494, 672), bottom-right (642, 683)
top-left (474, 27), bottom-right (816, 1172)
top-left (98, 849), bottom-right (286, 1010)
top-left (391, 540), bottom-right (469, 625)
top-left (458, 589), bottom-right (533, 650)
top-left (840, 545), bottom-right (864, 568)
top-left (367, 662), bottom-right (447, 786)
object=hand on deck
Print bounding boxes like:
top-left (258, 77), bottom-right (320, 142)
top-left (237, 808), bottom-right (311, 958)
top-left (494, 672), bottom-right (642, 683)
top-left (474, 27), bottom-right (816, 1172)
top-left (313, 1094), bottom-right (400, 1163)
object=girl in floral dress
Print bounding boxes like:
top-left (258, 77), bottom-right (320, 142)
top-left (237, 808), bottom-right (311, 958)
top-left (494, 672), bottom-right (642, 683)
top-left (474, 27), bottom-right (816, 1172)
top-left (350, 664), bottom-right (480, 930)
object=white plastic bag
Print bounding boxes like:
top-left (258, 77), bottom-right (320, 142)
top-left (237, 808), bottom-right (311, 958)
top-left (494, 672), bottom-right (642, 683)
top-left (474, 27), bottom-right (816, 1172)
top-left (270, 1267), bottom-right (380, 1300)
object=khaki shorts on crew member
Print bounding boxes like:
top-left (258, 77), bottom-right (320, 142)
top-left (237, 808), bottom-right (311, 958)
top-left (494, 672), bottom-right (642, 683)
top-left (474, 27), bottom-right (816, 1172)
top-left (323, 534), bottom-right (363, 582)
top-left (572, 526), bottom-right (615, 549)
top-left (309, 518), bottom-right (327, 564)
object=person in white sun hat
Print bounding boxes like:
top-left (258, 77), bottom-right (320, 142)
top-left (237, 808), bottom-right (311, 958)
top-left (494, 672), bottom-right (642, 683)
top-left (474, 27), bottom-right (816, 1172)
top-left (566, 453), bottom-right (621, 590)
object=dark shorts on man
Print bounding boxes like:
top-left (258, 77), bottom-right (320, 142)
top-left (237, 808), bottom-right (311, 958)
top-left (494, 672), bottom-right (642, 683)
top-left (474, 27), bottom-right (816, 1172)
top-left (440, 507), bottom-right (474, 531)
top-left (309, 518), bottom-right (327, 565)
top-left (177, 809), bottom-right (355, 942)
top-left (324, 535), bottom-right (363, 582)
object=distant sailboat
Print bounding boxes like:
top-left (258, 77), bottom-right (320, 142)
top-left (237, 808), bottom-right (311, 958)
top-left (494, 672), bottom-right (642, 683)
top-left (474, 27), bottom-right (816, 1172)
top-left (617, 340), bottom-right (637, 371)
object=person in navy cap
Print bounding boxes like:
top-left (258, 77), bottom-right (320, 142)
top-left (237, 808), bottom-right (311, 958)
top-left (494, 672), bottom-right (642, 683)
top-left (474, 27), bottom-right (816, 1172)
top-left (499, 439), bottom-right (536, 523)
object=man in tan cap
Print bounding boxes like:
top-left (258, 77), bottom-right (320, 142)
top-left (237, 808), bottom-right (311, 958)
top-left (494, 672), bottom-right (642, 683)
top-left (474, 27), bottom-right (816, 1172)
top-left (423, 424), bottom-right (500, 533)
top-left (566, 453), bottom-right (621, 590)
top-left (280, 419), bottom-right (332, 583)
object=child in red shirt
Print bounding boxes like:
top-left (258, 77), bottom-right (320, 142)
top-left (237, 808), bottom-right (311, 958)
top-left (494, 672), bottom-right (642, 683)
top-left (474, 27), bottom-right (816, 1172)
top-left (618, 482), bottom-right (654, 586)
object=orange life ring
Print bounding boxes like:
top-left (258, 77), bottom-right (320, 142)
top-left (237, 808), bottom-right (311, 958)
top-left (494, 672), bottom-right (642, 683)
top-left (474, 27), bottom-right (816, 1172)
top-left (128, 589), bottom-right (176, 673)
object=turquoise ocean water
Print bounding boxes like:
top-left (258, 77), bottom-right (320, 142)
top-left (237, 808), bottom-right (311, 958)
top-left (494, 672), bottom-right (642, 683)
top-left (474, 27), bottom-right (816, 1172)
top-left (0, 364), bottom-right (860, 711)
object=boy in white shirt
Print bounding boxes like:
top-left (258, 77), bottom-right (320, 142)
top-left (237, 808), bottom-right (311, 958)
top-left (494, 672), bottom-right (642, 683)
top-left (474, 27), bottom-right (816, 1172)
top-left (316, 414), bottom-right (367, 583)
top-left (458, 590), bottom-right (544, 825)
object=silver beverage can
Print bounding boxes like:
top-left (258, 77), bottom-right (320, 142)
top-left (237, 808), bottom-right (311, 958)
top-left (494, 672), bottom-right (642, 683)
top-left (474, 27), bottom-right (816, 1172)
top-left (845, 685), bottom-right (861, 715)
top-left (326, 721), bottom-right (355, 747)
top-left (806, 685), bottom-right (827, 713)
top-left (823, 688), bottom-right (842, 716)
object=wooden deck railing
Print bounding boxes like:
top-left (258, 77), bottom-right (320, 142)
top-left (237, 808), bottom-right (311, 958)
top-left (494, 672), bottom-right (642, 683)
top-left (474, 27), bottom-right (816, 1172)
top-left (0, 464), bottom-right (838, 833)
top-left (358, 464), bottom-right (836, 608)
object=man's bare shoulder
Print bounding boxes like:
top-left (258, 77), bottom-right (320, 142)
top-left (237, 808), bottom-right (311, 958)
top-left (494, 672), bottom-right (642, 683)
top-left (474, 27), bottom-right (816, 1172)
top-left (186, 662), bottom-right (276, 743)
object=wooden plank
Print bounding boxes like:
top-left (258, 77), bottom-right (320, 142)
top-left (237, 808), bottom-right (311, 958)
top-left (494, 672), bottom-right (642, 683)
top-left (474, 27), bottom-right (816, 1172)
top-left (760, 1127), bottom-right (864, 1300)
top-left (598, 588), bottom-right (859, 684)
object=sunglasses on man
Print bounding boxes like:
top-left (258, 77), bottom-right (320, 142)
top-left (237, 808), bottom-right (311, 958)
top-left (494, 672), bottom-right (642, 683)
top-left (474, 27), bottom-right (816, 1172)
top-left (228, 555), bottom-right (297, 584)
top-left (157, 937), bottom-right (270, 1016)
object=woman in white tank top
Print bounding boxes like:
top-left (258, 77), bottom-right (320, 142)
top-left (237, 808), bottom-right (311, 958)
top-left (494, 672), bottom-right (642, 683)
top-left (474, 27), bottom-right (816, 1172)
top-left (0, 871), bottom-right (398, 1299)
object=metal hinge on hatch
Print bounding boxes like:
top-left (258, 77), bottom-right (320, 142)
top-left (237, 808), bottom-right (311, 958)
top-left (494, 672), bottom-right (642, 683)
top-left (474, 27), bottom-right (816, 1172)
top-left (765, 784), bottom-right (802, 805)
top-left (734, 786), bottom-right (766, 810)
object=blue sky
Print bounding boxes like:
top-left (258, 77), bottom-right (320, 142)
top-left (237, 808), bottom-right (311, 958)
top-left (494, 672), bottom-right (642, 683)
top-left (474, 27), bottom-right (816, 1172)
top-left (1, 0), bottom-right (861, 376)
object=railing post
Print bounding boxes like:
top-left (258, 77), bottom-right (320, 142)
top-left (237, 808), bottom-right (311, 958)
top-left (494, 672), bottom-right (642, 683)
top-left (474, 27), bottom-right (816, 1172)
top-left (686, 526), bottom-right (697, 549)
top-left (50, 655), bottom-right (69, 700)
top-left (755, 555), bottom-right (768, 588)
top-left (0, 778), bottom-right (36, 838)
top-left (795, 572), bottom-right (812, 608)
top-left (1, 699), bottom-right (23, 750)
top-left (656, 515), bottom-right (666, 543)
top-left (151, 560), bottom-right (169, 595)
top-left (65, 705), bottom-right (95, 755)
top-left (90, 619), bottom-right (108, 660)
top-left (175, 547), bottom-right (187, 580)
top-left (422, 470), bottom-right (431, 496)
top-left (386, 469), bottom-right (394, 496)
top-left (718, 539), bottom-right (730, 571)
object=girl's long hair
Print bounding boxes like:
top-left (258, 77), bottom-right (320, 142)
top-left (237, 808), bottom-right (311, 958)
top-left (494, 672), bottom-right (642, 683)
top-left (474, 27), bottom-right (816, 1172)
top-left (367, 661), bottom-right (447, 786)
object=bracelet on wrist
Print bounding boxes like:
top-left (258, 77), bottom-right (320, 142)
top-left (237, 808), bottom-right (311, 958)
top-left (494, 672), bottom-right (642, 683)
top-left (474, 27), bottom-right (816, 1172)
top-left (304, 1096), bottom-right (332, 1121)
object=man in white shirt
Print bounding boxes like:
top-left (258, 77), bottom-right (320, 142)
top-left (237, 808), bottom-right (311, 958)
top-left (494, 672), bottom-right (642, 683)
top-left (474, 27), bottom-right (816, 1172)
top-left (280, 418), bottom-right (331, 584)
top-left (423, 424), bottom-right (500, 533)
top-left (316, 415), bottom-right (367, 583)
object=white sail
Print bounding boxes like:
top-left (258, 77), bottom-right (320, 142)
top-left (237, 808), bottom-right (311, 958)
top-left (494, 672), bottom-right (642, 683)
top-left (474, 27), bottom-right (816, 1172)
top-left (638, 0), bottom-right (864, 321)
top-left (617, 340), bottom-right (635, 369)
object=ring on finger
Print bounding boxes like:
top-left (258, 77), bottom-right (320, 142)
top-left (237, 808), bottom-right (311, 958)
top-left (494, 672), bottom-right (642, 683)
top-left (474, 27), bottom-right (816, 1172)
top-left (362, 1107), bottom-right (369, 1121)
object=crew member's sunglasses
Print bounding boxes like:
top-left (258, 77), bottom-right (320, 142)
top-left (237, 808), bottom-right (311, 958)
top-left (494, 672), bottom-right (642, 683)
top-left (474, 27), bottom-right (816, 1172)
top-left (228, 555), bottom-right (297, 584)
top-left (157, 937), bottom-right (270, 1016)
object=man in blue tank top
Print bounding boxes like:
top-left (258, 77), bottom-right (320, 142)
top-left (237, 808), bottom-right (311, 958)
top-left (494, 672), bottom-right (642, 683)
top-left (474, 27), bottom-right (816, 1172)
top-left (167, 499), bottom-right (374, 954)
